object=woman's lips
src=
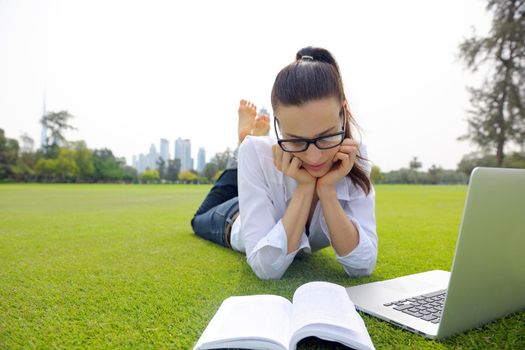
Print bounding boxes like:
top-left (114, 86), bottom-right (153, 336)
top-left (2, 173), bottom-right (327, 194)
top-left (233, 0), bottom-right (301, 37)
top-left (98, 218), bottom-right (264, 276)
top-left (305, 162), bottom-right (326, 171)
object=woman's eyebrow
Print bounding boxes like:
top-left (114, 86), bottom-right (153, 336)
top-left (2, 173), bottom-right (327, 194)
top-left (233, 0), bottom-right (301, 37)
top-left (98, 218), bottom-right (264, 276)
top-left (286, 126), bottom-right (338, 139)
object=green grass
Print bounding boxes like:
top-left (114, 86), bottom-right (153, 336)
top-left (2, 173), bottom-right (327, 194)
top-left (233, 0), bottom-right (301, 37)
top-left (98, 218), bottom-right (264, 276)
top-left (0, 184), bottom-right (523, 349)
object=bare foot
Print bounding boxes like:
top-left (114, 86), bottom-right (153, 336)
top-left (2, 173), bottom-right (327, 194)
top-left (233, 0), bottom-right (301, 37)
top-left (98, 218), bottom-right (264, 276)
top-left (252, 114), bottom-right (270, 136)
top-left (238, 99), bottom-right (256, 144)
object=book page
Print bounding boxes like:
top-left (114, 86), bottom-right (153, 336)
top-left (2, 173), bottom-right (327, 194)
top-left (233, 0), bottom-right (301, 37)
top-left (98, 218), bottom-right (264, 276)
top-left (194, 295), bottom-right (292, 350)
top-left (289, 282), bottom-right (374, 350)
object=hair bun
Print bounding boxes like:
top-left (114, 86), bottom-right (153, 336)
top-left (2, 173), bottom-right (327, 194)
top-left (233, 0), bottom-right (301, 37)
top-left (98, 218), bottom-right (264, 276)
top-left (295, 46), bottom-right (340, 73)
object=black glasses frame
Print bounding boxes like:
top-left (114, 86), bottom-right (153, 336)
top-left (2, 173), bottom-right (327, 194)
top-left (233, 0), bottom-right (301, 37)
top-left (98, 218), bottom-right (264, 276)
top-left (274, 107), bottom-right (347, 153)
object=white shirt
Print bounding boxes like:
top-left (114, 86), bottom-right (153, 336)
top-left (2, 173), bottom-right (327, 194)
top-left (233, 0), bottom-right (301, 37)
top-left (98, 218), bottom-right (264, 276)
top-left (230, 135), bottom-right (378, 280)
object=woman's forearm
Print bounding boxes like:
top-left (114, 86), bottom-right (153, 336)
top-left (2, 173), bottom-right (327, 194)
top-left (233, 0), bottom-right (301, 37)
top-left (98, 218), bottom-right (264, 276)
top-left (318, 188), bottom-right (359, 256)
top-left (282, 183), bottom-right (316, 254)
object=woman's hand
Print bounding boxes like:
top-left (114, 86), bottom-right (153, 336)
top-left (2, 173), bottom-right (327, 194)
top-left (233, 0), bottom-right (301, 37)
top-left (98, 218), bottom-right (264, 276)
top-left (316, 138), bottom-right (359, 196)
top-left (272, 144), bottom-right (316, 186)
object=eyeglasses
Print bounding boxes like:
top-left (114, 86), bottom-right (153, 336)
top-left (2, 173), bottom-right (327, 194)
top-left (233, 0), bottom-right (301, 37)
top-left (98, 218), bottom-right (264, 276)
top-left (274, 107), bottom-right (346, 153)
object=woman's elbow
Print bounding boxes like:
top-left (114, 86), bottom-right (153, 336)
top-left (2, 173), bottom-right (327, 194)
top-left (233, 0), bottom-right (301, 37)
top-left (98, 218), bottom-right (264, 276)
top-left (248, 257), bottom-right (287, 280)
top-left (343, 258), bottom-right (377, 278)
top-left (251, 264), bottom-right (286, 280)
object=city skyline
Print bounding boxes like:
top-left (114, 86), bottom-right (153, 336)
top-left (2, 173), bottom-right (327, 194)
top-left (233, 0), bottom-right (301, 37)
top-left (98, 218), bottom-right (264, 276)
top-left (132, 137), bottom-right (207, 174)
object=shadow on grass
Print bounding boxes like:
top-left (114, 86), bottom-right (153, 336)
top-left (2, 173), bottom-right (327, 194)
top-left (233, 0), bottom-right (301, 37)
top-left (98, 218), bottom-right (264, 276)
top-left (222, 244), bottom-right (387, 301)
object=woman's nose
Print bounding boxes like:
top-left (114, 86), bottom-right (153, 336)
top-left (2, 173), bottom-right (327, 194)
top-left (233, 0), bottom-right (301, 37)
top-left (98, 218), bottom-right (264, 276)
top-left (303, 144), bottom-right (324, 164)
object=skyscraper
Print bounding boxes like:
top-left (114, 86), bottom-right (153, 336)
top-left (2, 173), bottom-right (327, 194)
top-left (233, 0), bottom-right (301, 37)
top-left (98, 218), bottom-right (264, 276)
top-left (138, 153), bottom-right (147, 174)
top-left (175, 137), bottom-right (192, 171)
top-left (197, 147), bottom-right (206, 173)
top-left (148, 143), bottom-right (159, 170)
top-left (160, 138), bottom-right (170, 163)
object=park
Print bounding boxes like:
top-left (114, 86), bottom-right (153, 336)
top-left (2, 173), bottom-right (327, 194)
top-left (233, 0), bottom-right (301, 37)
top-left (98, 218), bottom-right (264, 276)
top-left (1, 184), bottom-right (523, 349)
top-left (2, 0), bottom-right (525, 349)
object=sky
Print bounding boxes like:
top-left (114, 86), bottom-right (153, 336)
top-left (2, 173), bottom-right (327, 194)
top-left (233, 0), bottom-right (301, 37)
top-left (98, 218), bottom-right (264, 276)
top-left (0, 0), bottom-right (493, 171)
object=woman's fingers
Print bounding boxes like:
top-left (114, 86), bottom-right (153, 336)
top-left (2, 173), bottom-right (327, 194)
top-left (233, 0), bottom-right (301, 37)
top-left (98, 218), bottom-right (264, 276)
top-left (273, 144), bottom-right (297, 175)
top-left (338, 145), bottom-right (358, 154)
top-left (328, 152), bottom-right (350, 176)
top-left (281, 151), bottom-right (293, 174)
top-left (288, 156), bottom-right (302, 177)
top-left (272, 145), bottom-right (306, 179)
top-left (341, 138), bottom-right (359, 147)
top-left (272, 144), bottom-right (282, 171)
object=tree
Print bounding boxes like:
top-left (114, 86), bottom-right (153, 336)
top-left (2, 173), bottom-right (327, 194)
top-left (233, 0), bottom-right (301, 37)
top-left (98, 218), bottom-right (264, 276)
top-left (70, 141), bottom-right (95, 181)
top-left (140, 169), bottom-right (159, 183)
top-left (210, 148), bottom-right (234, 171)
top-left (0, 128), bottom-right (20, 180)
top-left (197, 175), bottom-right (209, 184)
top-left (15, 133), bottom-right (39, 181)
top-left (409, 156), bottom-right (422, 170)
top-left (19, 133), bottom-right (34, 154)
top-left (178, 170), bottom-right (197, 184)
top-left (502, 151), bottom-right (525, 168)
top-left (156, 157), bottom-right (166, 180)
top-left (92, 148), bottom-right (124, 181)
top-left (40, 111), bottom-right (76, 157)
top-left (427, 164), bottom-right (445, 184)
top-left (370, 164), bottom-right (384, 184)
top-left (34, 158), bottom-right (56, 181)
top-left (166, 158), bottom-right (181, 182)
top-left (458, 0), bottom-right (525, 166)
top-left (212, 170), bottom-right (223, 182)
top-left (55, 148), bottom-right (79, 182)
top-left (121, 165), bottom-right (138, 182)
top-left (202, 162), bottom-right (218, 182)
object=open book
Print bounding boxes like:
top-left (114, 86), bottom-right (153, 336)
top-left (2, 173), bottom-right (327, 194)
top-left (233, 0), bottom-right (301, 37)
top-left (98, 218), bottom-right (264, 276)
top-left (194, 281), bottom-right (375, 350)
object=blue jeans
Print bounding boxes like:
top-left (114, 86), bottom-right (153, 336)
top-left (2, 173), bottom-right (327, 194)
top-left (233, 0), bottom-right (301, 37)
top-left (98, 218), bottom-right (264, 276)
top-left (191, 168), bottom-right (239, 248)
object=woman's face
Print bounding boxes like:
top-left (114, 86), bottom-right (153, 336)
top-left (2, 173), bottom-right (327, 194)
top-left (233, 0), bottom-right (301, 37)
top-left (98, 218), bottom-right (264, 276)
top-left (275, 97), bottom-right (344, 178)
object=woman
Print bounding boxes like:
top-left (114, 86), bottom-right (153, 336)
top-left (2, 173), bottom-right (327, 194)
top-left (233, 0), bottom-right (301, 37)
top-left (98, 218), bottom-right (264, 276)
top-left (191, 46), bottom-right (377, 280)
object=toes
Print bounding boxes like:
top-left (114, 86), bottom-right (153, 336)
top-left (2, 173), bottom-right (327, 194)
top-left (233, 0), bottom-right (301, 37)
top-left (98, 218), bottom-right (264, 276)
top-left (255, 115), bottom-right (270, 123)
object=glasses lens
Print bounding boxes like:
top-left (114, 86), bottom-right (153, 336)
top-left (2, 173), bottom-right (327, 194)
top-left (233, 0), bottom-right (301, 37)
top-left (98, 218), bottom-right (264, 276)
top-left (280, 141), bottom-right (307, 152)
top-left (316, 134), bottom-right (344, 149)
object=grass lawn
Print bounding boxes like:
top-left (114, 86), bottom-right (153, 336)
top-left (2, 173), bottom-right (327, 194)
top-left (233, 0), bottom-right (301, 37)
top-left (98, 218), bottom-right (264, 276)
top-left (0, 184), bottom-right (523, 349)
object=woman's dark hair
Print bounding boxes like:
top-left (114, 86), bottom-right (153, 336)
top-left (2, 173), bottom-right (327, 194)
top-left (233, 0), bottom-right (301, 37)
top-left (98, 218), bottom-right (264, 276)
top-left (271, 46), bottom-right (372, 195)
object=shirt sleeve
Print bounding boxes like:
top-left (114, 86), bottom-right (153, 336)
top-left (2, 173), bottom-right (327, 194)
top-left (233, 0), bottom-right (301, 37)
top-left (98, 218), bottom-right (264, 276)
top-left (238, 137), bottom-right (310, 280)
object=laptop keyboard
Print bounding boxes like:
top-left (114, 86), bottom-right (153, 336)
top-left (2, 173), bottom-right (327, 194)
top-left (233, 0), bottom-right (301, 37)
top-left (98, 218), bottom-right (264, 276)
top-left (383, 289), bottom-right (447, 324)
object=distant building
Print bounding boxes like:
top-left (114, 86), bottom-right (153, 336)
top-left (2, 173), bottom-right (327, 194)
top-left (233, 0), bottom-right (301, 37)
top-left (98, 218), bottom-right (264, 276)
top-left (175, 137), bottom-right (192, 171)
top-left (148, 144), bottom-right (159, 170)
top-left (160, 138), bottom-right (170, 163)
top-left (197, 147), bottom-right (206, 173)
top-left (138, 153), bottom-right (147, 174)
top-left (132, 137), bottom-right (196, 174)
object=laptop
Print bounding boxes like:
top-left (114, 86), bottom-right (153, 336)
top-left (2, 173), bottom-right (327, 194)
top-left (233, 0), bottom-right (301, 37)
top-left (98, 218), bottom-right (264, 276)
top-left (346, 167), bottom-right (525, 339)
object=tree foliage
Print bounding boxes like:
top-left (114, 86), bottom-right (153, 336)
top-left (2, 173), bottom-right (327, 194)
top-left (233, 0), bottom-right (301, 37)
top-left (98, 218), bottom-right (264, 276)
top-left (458, 0), bottom-right (525, 165)
top-left (165, 158), bottom-right (181, 182)
top-left (178, 170), bottom-right (197, 183)
top-left (210, 148), bottom-right (234, 171)
top-left (140, 169), bottom-right (160, 183)
top-left (40, 111), bottom-right (76, 157)
top-left (0, 129), bottom-right (20, 179)
top-left (202, 162), bottom-right (218, 182)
